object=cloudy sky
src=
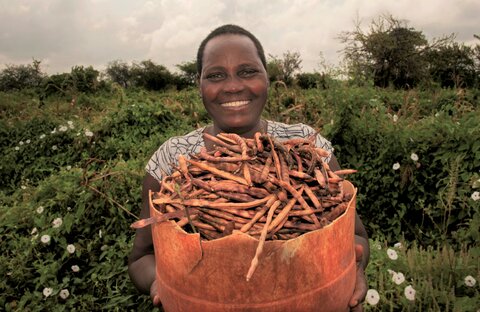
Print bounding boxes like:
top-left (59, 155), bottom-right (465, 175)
top-left (0, 0), bottom-right (478, 74)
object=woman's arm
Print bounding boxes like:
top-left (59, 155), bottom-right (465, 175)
top-left (128, 173), bottom-right (161, 295)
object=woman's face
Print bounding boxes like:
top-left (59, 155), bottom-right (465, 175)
top-left (199, 34), bottom-right (269, 135)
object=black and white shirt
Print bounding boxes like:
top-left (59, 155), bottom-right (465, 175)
top-left (146, 120), bottom-right (333, 181)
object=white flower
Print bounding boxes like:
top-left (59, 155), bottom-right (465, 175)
top-left (66, 165), bottom-right (72, 171)
top-left (52, 217), bottom-right (63, 228)
top-left (19, 141), bottom-right (24, 145)
top-left (26, 139), bottom-right (31, 144)
top-left (36, 206), bottom-right (44, 214)
top-left (14, 146), bottom-right (20, 150)
top-left (40, 134), bottom-right (46, 139)
top-left (404, 285), bottom-right (416, 301)
top-left (31, 227), bottom-right (38, 235)
top-left (393, 272), bottom-right (405, 285)
top-left (410, 153), bottom-right (419, 162)
top-left (84, 130), bottom-right (94, 137)
top-left (471, 191), bottom-right (480, 201)
top-left (76, 132), bottom-right (80, 136)
top-left (67, 206), bottom-right (72, 211)
top-left (473, 179), bottom-right (480, 189)
top-left (387, 248), bottom-right (398, 260)
top-left (51, 128), bottom-right (57, 134)
top-left (41, 234), bottom-right (51, 244)
top-left (465, 275), bottom-right (477, 287)
top-left (393, 114), bottom-right (398, 122)
top-left (21, 185), bottom-right (27, 190)
top-left (392, 162), bottom-right (400, 170)
top-left (71, 265), bottom-right (80, 272)
top-left (43, 287), bottom-right (53, 297)
top-left (67, 244), bottom-right (76, 254)
top-left (52, 145), bottom-right (58, 150)
top-left (365, 289), bottom-right (380, 305)
top-left (67, 120), bottom-right (73, 126)
top-left (394, 242), bottom-right (403, 249)
top-left (59, 289), bottom-right (70, 299)
top-left (435, 112), bottom-right (440, 117)
top-left (99, 229), bottom-right (102, 238)
top-left (59, 125), bottom-right (68, 132)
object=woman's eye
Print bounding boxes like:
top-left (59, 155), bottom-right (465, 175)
top-left (206, 73), bottom-right (225, 80)
top-left (239, 69), bottom-right (258, 77)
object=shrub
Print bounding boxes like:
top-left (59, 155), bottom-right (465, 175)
top-left (0, 60), bottom-right (45, 91)
top-left (296, 72), bottom-right (327, 89)
top-left (1, 85), bottom-right (478, 311)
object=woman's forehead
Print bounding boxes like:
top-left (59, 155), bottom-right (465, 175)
top-left (202, 34), bottom-right (260, 66)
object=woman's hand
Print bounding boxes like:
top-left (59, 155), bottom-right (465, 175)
top-left (348, 244), bottom-right (368, 311)
top-left (150, 279), bottom-right (162, 307)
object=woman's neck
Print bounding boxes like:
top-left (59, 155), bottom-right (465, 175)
top-left (207, 120), bottom-right (267, 139)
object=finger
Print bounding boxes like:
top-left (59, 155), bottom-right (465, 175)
top-left (350, 303), bottom-right (364, 312)
top-left (349, 274), bottom-right (367, 308)
top-left (355, 244), bottom-right (363, 263)
top-left (349, 291), bottom-right (362, 308)
top-left (153, 295), bottom-right (161, 307)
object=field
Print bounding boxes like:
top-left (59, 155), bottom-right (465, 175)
top-left (1, 85), bottom-right (479, 311)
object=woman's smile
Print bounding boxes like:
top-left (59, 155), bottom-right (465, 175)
top-left (220, 100), bottom-right (250, 108)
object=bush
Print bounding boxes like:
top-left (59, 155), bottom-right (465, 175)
top-left (1, 86), bottom-right (478, 310)
top-left (296, 72), bottom-right (327, 89)
top-left (323, 87), bottom-right (480, 247)
top-left (0, 60), bottom-right (45, 91)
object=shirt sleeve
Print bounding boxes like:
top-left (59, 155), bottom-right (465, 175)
top-left (145, 139), bottom-right (175, 182)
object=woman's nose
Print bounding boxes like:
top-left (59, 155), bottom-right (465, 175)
top-left (223, 76), bottom-right (245, 93)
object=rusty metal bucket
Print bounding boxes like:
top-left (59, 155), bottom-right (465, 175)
top-left (150, 181), bottom-right (357, 312)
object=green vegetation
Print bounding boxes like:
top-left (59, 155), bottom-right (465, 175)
top-left (0, 85), bottom-right (478, 311)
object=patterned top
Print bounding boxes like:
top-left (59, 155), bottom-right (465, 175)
top-left (146, 120), bottom-right (334, 181)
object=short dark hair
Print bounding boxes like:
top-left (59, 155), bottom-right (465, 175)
top-left (196, 24), bottom-right (267, 76)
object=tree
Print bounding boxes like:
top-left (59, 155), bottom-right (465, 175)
top-left (427, 42), bottom-right (477, 88)
top-left (131, 60), bottom-right (174, 91)
top-left (0, 59), bottom-right (45, 91)
top-left (296, 72), bottom-right (327, 89)
top-left (105, 60), bottom-right (132, 88)
top-left (339, 14), bottom-right (451, 88)
top-left (42, 73), bottom-right (74, 97)
top-left (267, 51), bottom-right (302, 86)
top-left (176, 60), bottom-right (198, 86)
top-left (70, 65), bottom-right (100, 93)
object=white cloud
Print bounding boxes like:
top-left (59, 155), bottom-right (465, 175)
top-left (0, 0), bottom-right (478, 74)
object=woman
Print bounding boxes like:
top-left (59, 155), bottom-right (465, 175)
top-left (129, 24), bottom-right (369, 311)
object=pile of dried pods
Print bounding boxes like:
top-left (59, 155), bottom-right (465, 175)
top-left (133, 132), bottom-right (356, 280)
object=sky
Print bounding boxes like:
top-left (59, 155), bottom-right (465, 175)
top-left (0, 0), bottom-right (478, 75)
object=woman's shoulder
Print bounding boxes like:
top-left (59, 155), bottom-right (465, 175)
top-left (146, 127), bottom-right (206, 181)
top-left (163, 127), bottom-right (205, 151)
top-left (267, 120), bottom-right (334, 159)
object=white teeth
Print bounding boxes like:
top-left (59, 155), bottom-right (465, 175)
top-left (221, 100), bottom-right (249, 107)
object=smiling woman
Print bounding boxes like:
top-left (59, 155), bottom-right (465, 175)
top-left (199, 34), bottom-right (269, 137)
top-left (128, 24), bottom-right (370, 311)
